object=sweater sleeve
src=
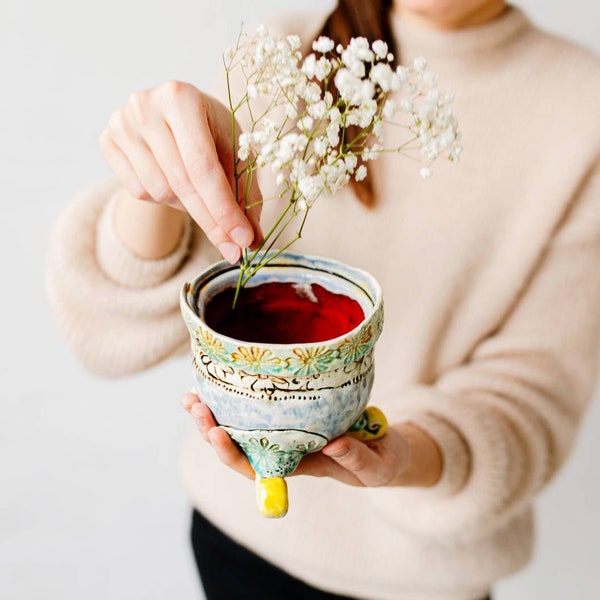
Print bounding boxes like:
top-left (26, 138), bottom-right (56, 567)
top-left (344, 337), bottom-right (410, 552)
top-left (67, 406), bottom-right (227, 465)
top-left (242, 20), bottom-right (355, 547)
top-left (46, 180), bottom-right (221, 376)
top-left (368, 161), bottom-right (600, 541)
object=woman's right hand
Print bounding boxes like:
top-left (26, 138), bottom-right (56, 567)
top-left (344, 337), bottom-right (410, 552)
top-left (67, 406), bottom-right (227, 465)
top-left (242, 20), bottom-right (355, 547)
top-left (99, 81), bottom-right (262, 263)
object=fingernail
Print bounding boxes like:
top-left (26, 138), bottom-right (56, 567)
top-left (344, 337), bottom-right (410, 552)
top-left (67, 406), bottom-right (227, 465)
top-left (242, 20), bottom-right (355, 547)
top-left (230, 226), bottom-right (253, 248)
top-left (191, 404), bottom-right (203, 417)
top-left (218, 242), bottom-right (240, 263)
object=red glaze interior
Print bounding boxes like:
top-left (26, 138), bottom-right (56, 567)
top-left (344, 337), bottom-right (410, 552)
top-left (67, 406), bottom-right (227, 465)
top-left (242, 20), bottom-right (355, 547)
top-left (204, 281), bottom-right (365, 344)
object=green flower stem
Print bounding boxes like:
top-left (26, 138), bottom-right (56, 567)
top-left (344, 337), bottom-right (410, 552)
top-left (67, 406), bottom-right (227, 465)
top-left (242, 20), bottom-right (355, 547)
top-left (244, 198), bottom-right (296, 265)
top-left (223, 27), bottom-right (452, 308)
top-left (226, 68), bottom-right (240, 212)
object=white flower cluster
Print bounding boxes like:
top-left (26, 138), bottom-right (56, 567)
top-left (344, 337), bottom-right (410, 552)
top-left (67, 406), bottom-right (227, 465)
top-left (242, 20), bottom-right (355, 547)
top-left (223, 26), bottom-right (462, 286)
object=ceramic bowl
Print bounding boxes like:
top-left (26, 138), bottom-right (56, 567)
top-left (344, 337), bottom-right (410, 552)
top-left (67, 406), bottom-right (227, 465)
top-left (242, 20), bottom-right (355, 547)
top-left (180, 252), bottom-right (384, 516)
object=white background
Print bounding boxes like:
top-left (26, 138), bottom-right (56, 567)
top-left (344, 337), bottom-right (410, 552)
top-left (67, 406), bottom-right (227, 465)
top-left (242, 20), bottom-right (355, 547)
top-left (1, 1), bottom-right (599, 598)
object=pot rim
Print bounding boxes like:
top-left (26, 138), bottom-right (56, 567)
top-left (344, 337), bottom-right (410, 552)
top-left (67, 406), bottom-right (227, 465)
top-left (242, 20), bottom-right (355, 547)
top-left (180, 251), bottom-right (383, 351)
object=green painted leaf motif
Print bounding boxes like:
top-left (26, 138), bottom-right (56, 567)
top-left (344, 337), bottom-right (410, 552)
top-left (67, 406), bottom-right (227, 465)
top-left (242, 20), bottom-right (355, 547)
top-left (184, 313), bottom-right (196, 331)
top-left (295, 439), bottom-right (321, 453)
top-left (240, 437), bottom-right (287, 474)
top-left (337, 324), bottom-right (373, 364)
top-left (287, 347), bottom-right (338, 376)
top-left (196, 329), bottom-right (229, 362)
top-left (373, 305), bottom-right (384, 338)
top-left (238, 437), bottom-right (316, 476)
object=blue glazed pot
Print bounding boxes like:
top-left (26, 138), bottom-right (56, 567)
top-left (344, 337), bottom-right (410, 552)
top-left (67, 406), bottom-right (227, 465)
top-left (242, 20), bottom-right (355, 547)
top-left (180, 252), bottom-right (384, 517)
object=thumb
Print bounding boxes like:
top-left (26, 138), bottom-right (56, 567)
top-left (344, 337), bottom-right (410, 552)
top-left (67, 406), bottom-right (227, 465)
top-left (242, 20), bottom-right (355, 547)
top-left (321, 436), bottom-right (374, 477)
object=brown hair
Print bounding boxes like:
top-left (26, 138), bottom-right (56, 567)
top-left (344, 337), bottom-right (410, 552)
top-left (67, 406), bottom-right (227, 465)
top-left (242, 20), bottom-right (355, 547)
top-left (317, 0), bottom-right (397, 205)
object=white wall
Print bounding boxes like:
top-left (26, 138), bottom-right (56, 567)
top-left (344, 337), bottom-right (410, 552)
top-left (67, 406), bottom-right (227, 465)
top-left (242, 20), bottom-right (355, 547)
top-left (1, 1), bottom-right (598, 598)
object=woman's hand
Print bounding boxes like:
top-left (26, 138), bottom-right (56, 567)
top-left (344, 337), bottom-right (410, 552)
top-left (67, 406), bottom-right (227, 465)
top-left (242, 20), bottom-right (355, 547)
top-left (181, 392), bottom-right (443, 488)
top-left (99, 81), bottom-right (262, 263)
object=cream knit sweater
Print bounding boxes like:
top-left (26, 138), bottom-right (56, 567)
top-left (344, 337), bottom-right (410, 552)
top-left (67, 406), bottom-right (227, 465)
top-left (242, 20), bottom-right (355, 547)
top-left (47, 7), bottom-right (600, 600)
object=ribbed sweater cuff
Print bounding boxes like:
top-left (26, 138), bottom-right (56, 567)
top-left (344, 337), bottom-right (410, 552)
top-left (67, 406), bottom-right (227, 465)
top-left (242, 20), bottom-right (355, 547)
top-left (96, 193), bottom-right (193, 289)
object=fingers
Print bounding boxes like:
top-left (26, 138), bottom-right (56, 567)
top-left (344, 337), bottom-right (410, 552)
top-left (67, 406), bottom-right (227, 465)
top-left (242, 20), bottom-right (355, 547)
top-left (107, 110), bottom-right (182, 209)
top-left (208, 427), bottom-right (255, 480)
top-left (180, 392), bottom-right (254, 479)
top-left (293, 452), bottom-right (363, 486)
top-left (181, 390), bottom-right (409, 487)
top-left (181, 392), bottom-right (215, 442)
top-left (180, 392), bottom-right (197, 412)
top-left (100, 81), bottom-right (261, 262)
top-left (98, 130), bottom-right (151, 203)
top-left (159, 84), bottom-right (256, 254)
top-left (216, 125), bottom-right (263, 250)
top-left (320, 432), bottom-right (410, 487)
top-left (190, 400), bottom-right (217, 429)
top-left (181, 391), bottom-right (205, 415)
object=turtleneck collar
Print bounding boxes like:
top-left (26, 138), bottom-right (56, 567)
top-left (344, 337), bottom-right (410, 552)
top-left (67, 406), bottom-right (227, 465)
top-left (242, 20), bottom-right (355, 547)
top-left (390, 5), bottom-right (531, 64)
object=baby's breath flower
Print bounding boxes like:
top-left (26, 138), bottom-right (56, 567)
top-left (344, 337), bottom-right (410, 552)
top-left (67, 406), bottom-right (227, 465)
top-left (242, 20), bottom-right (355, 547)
top-left (370, 63), bottom-right (397, 92)
top-left (400, 97), bottom-right (413, 112)
top-left (372, 40), bottom-right (388, 59)
top-left (439, 126), bottom-right (457, 149)
top-left (302, 54), bottom-right (316, 78)
top-left (443, 90), bottom-right (455, 104)
top-left (328, 106), bottom-right (342, 124)
top-left (224, 24), bottom-right (462, 293)
top-left (298, 173), bottom-right (324, 203)
top-left (314, 57), bottom-right (332, 81)
top-left (355, 164), bottom-right (368, 181)
top-left (412, 56), bottom-right (427, 72)
top-left (303, 82), bottom-right (321, 104)
top-left (344, 154), bottom-right (358, 171)
top-left (326, 122), bottom-right (340, 147)
top-left (285, 103), bottom-right (298, 118)
top-left (363, 144), bottom-right (383, 161)
top-left (423, 70), bottom-right (439, 87)
top-left (313, 36), bottom-right (335, 54)
top-left (238, 132), bottom-right (251, 160)
top-left (296, 198), bottom-right (308, 211)
top-left (382, 99), bottom-right (397, 119)
top-left (313, 137), bottom-right (329, 157)
top-left (262, 118), bottom-right (278, 135)
top-left (396, 65), bottom-right (409, 83)
top-left (308, 100), bottom-right (327, 119)
top-left (298, 116), bottom-right (314, 131)
top-left (286, 35), bottom-right (301, 50)
top-left (372, 121), bottom-right (384, 141)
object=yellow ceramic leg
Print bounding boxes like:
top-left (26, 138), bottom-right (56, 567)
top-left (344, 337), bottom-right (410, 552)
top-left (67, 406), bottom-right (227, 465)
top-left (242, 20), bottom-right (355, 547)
top-left (346, 406), bottom-right (388, 441)
top-left (255, 475), bottom-right (288, 518)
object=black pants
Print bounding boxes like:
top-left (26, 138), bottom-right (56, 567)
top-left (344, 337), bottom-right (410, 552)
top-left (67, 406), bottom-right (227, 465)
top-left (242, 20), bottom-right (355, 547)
top-left (191, 509), bottom-right (491, 600)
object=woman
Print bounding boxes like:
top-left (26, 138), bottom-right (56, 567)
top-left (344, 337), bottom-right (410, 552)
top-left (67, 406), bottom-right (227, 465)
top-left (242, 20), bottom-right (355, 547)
top-left (47, 1), bottom-right (600, 599)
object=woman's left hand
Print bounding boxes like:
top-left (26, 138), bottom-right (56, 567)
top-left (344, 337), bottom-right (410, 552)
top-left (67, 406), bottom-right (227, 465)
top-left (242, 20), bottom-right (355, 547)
top-left (181, 392), bottom-right (442, 488)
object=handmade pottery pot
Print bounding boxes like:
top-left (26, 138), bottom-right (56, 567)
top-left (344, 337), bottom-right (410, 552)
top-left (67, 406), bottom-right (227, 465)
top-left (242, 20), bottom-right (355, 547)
top-left (180, 252), bottom-right (386, 517)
